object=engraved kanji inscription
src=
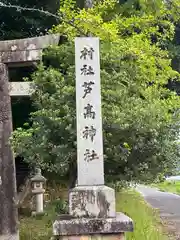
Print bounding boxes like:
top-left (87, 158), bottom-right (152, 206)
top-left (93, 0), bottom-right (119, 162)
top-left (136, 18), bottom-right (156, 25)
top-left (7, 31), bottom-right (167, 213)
top-left (82, 81), bottom-right (94, 98)
top-left (84, 149), bottom-right (99, 162)
top-left (82, 125), bottom-right (96, 142)
top-left (80, 65), bottom-right (94, 76)
top-left (84, 104), bottom-right (95, 119)
top-left (80, 47), bottom-right (94, 60)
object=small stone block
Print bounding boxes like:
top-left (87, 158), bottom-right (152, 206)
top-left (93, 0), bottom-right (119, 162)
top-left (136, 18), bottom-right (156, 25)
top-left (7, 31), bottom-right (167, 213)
top-left (31, 211), bottom-right (46, 217)
top-left (53, 212), bottom-right (133, 236)
top-left (69, 186), bottom-right (115, 218)
top-left (53, 233), bottom-right (125, 240)
top-left (0, 233), bottom-right (19, 240)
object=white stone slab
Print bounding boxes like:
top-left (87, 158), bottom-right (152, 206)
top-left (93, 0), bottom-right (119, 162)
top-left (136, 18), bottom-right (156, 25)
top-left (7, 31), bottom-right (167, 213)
top-left (9, 82), bottom-right (33, 96)
top-left (0, 234), bottom-right (19, 240)
top-left (69, 186), bottom-right (115, 218)
top-left (75, 37), bottom-right (104, 186)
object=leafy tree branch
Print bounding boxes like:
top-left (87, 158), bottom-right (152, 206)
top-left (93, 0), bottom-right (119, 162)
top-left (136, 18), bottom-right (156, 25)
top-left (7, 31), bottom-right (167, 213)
top-left (0, 1), bottom-right (86, 36)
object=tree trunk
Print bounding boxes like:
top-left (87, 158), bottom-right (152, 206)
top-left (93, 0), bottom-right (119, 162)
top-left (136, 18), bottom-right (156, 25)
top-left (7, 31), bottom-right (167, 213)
top-left (68, 158), bottom-right (77, 189)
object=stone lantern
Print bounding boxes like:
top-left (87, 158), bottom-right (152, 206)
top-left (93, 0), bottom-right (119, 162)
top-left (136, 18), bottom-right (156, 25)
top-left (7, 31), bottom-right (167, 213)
top-left (31, 168), bottom-right (46, 215)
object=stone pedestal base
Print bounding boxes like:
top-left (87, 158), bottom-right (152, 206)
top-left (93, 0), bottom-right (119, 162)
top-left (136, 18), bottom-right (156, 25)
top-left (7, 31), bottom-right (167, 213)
top-left (53, 212), bottom-right (133, 239)
top-left (53, 185), bottom-right (133, 239)
top-left (53, 233), bottom-right (125, 240)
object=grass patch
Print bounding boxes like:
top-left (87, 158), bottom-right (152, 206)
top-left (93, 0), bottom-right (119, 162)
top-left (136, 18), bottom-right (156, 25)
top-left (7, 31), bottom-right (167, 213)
top-left (20, 185), bottom-right (68, 240)
top-left (116, 190), bottom-right (168, 240)
top-left (20, 189), bottom-right (168, 240)
top-left (20, 201), bottom-right (57, 240)
top-left (152, 181), bottom-right (180, 194)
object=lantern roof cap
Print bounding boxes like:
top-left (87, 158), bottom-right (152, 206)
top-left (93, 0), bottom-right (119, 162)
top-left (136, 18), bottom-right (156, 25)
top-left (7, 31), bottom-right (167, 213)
top-left (31, 168), bottom-right (46, 182)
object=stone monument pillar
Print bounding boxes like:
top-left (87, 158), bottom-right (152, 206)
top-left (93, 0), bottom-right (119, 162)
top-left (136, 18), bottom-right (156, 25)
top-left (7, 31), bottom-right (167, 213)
top-left (53, 37), bottom-right (133, 240)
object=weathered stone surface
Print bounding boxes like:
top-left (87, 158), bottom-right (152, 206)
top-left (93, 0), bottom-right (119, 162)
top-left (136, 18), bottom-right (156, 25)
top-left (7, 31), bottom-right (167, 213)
top-left (0, 233), bottom-right (19, 240)
top-left (9, 82), bottom-right (34, 96)
top-left (53, 233), bottom-right (125, 240)
top-left (69, 186), bottom-right (115, 218)
top-left (0, 50), bottom-right (42, 63)
top-left (0, 34), bottom-right (60, 52)
top-left (53, 212), bottom-right (133, 236)
top-left (0, 34), bottom-right (60, 64)
top-left (0, 63), bottom-right (18, 238)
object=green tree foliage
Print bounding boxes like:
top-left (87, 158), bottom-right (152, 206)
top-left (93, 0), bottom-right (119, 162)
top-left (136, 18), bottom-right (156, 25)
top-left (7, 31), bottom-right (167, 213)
top-left (0, 0), bottom-right (60, 40)
top-left (0, 0), bottom-right (87, 40)
top-left (12, 0), bottom-right (180, 185)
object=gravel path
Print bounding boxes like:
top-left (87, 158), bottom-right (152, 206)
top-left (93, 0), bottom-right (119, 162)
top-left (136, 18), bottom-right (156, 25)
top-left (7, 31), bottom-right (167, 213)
top-left (136, 185), bottom-right (180, 239)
